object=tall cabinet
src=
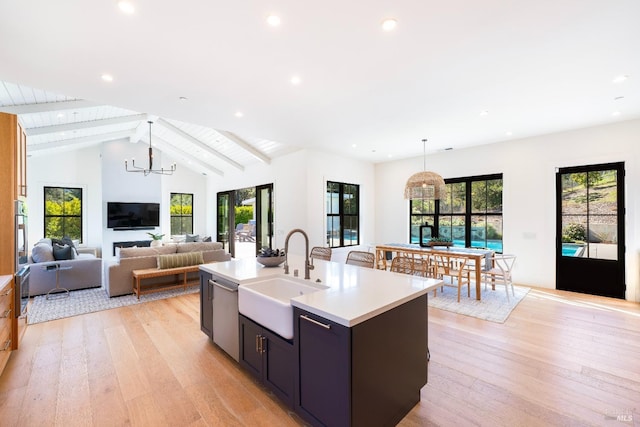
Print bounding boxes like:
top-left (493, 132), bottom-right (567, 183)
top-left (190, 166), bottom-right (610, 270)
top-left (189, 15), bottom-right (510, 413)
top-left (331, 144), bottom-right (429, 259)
top-left (0, 112), bottom-right (28, 375)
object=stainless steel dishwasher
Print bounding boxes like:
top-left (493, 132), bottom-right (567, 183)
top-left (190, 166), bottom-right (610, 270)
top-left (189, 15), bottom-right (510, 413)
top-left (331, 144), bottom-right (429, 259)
top-left (210, 275), bottom-right (239, 361)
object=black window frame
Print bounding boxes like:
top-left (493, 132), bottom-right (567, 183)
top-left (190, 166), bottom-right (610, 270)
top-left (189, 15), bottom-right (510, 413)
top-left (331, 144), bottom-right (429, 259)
top-left (43, 186), bottom-right (83, 242)
top-left (410, 173), bottom-right (503, 252)
top-left (170, 192), bottom-right (194, 235)
top-left (327, 181), bottom-right (360, 248)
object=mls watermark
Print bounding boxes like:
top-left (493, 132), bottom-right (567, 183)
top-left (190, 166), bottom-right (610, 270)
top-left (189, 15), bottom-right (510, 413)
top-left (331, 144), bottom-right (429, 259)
top-left (604, 409), bottom-right (634, 423)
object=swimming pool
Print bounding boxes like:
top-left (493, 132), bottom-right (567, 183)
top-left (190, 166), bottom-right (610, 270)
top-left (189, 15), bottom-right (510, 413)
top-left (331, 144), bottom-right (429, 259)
top-left (562, 243), bottom-right (585, 257)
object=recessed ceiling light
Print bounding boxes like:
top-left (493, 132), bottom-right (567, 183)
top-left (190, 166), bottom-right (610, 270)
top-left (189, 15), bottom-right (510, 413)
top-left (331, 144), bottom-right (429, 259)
top-left (235, 111), bottom-right (244, 118)
top-left (101, 74), bottom-right (114, 82)
top-left (381, 18), bottom-right (397, 32)
top-left (479, 110), bottom-right (489, 117)
top-left (387, 154), bottom-right (393, 158)
top-left (352, 144), bottom-right (357, 148)
top-left (614, 96), bottom-right (625, 101)
top-left (612, 111), bottom-right (621, 116)
top-left (612, 75), bottom-right (628, 84)
top-left (178, 96), bottom-right (188, 101)
top-left (266, 14), bottom-right (281, 27)
top-left (57, 113), bottom-right (65, 118)
top-left (118, 1), bottom-right (135, 14)
top-left (505, 131), bottom-right (513, 136)
top-left (291, 75), bottom-right (301, 85)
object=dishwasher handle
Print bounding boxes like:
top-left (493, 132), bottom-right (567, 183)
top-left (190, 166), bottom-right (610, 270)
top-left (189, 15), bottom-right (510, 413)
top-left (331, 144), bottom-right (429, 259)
top-left (210, 279), bottom-right (238, 293)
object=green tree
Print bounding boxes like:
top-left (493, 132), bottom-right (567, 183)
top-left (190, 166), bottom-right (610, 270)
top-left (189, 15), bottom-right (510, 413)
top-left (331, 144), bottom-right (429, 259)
top-left (570, 171), bottom-right (603, 188)
top-left (235, 206), bottom-right (253, 226)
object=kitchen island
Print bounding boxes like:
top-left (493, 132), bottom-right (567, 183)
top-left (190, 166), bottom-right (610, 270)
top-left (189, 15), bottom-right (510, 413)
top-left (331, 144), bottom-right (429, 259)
top-left (200, 256), bottom-right (441, 426)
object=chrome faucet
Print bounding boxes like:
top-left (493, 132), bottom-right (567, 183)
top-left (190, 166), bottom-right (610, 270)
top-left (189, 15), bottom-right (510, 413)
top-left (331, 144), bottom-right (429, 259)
top-left (283, 228), bottom-right (313, 280)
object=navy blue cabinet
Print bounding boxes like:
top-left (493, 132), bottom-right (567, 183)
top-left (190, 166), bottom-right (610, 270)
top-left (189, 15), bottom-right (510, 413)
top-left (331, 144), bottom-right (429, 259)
top-left (294, 294), bottom-right (428, 427)
top-left (199, 271), bottom-right (213, 339)
top-left (239, 314), bottom-right (295, 407)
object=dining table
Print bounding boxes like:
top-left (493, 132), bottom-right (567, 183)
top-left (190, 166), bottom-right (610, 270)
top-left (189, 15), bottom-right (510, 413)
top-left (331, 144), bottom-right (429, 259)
top-left (374, 243), bottom-right (494, 300)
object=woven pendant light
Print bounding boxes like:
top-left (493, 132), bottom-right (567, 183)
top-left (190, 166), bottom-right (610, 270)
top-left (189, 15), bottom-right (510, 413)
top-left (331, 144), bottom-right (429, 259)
top-left (403, 139), bottom-right (446, 200)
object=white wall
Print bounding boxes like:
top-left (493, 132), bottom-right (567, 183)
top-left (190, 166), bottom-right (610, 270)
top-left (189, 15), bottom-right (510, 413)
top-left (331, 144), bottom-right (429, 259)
top-left (375, 119), bottom-right (640, 301)
top-left (206, 148), bottom-right (376, 262)
top-left (27, 139), bottom-right (209, 261)
top-left (27, 145), bottom-right (103, 251)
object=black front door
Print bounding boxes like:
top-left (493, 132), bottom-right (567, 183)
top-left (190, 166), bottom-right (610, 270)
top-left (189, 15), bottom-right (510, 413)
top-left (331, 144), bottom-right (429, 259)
top-left (556, 162), bottom-right (625, 298)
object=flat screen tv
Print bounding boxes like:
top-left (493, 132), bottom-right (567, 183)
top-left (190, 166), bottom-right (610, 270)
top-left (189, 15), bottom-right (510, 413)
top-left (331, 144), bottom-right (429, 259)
top-left (107, 202), bottom-right (160, 229)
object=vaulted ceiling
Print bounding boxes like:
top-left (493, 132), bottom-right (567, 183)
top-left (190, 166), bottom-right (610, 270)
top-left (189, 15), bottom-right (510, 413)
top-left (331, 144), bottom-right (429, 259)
top-left (1, 1), bottom-right (639, 175)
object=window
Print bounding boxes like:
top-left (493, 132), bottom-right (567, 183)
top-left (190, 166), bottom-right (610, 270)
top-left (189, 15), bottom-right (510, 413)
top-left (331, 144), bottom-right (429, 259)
top-left (170, 193), bottom-right (193, 235)
top-left (327, 181), bottom-right (359, 248)
top-left (410, 174), bottom-right (503, 252)
top-left (44, 186), bottom-right (82, 241)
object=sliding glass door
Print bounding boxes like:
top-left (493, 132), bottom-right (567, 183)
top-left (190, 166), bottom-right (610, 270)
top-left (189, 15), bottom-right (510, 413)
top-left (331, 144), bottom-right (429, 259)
top-left (217, 183), bottom-right (273, 259)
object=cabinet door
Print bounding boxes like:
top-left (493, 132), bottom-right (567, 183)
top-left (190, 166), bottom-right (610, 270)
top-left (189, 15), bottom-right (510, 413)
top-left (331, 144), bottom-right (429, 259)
top-left (262, 328), bottom-right (294, 407)
top-left (295, 308), bottom-right (350, 427)
top-left (239, 315), bottom-right (263, 379)
top-left (199, 271), bottom-right (213, 338)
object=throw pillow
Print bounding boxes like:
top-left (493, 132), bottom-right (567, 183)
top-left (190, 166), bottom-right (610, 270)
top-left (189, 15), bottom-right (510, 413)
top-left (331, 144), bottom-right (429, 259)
top-left (32, 243), bottom-right (55, 263)
top-left (185, 234), bottom-right (200, 242)
top-left (202, 235), bottom-right (212, 242)
top-left (53, 244), bottom-right (73, 261)
top-left (157, 251), bottom-right (204, 269)
top-left (53, 237), bottom-right (78, 259)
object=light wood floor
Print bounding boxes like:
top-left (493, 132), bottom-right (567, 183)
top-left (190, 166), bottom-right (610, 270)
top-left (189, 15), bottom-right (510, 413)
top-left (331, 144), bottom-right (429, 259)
top-left (0, 287), bottom-right (638, 426)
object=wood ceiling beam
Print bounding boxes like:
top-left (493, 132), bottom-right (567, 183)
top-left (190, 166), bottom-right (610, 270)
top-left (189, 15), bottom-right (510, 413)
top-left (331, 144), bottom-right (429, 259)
top-left (156, 118), bottom-right (244, 171)
top-left (153, 136), bottom-right (224, 177)
top-left (25, 113), bottom-right (148, 136)
top-left (0, 99), bottom-right (98, 115)
top-left (217, 130), bottom-right (271, 164)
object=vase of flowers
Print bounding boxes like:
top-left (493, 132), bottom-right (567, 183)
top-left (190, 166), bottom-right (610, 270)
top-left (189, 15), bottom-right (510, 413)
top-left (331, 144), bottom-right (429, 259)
top-left (148, 232), bottom-right (165, 247)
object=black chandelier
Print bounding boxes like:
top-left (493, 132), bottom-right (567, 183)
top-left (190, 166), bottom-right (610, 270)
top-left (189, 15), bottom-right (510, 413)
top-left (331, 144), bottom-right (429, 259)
top-left (125, 121), bottom-right (176, 176)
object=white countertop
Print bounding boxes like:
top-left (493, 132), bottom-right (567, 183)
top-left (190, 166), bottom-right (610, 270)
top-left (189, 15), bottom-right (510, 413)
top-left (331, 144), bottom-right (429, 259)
top-left (200, 256), bottom-right (441, 327)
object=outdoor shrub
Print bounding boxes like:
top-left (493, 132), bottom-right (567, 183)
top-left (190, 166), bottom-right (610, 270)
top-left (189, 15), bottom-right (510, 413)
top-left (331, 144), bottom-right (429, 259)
top-left (562, 223), bottom-right (586, 242)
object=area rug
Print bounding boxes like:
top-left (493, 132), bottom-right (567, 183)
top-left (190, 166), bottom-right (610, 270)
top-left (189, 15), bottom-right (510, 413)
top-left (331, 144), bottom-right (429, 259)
top-left (28, 285), bottom-right (199, 324)
top-left (428, 285), bottom-right (530, 323)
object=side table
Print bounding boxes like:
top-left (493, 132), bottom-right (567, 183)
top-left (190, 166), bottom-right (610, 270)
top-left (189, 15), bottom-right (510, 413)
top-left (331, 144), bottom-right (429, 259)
top-left (43, 264), bottom-right (72, 299)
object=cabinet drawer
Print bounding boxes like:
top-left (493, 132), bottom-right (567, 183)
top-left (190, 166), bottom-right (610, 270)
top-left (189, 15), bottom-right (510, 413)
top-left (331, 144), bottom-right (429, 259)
top-left (0, 318), bottom-right (12, 370)
top-left (0, 286), bottom-right (12, 318)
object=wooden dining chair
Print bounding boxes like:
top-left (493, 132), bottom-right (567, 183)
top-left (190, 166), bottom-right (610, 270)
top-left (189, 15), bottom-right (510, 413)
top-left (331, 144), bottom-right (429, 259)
top-left (482, 254), bottom-right (516, 301)
top-left (432, 254), bottom-right (471, 302)
top-left (310, 246), bottom-right (332, 262)
top-left (390, 256), bottom-right (414, 275)
top-left (345, 251), bottom-right (375, 268)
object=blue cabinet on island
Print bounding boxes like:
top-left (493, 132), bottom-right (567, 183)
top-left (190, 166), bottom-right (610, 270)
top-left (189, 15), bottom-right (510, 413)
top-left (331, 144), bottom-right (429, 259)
top-left (294, 295), bottom-right (428, 427)
top-left (200, 255), bottom-right (441, 427)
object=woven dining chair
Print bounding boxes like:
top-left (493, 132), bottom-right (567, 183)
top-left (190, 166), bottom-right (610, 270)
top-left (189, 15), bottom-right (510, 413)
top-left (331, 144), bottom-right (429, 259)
top-left (310, 246), bottom-right (332, 262)
top-left (345, 251), bottom-right (375, 268)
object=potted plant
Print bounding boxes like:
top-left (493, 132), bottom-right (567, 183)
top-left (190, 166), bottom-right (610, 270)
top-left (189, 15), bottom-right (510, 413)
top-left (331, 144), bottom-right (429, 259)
top-left (427, 237), bottom-right (453, 247)
top-left (147, 232), bottom-right (165, 247)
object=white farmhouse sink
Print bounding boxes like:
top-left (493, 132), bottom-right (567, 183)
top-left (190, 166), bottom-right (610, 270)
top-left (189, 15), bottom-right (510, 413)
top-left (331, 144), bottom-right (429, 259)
top-left (238, 277), bottom-right (328, 339)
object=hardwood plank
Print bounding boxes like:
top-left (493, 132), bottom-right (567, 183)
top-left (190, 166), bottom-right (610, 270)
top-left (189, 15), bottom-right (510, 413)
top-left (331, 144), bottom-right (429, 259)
top-left (1, 287), bottom-right (638, 426)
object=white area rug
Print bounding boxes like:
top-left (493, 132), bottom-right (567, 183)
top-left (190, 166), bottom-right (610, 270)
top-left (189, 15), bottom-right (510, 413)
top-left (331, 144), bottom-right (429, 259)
top-left (28, 285), bottom-right (199, 324)
top-left (428, 284), bottom-right (530, 323)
